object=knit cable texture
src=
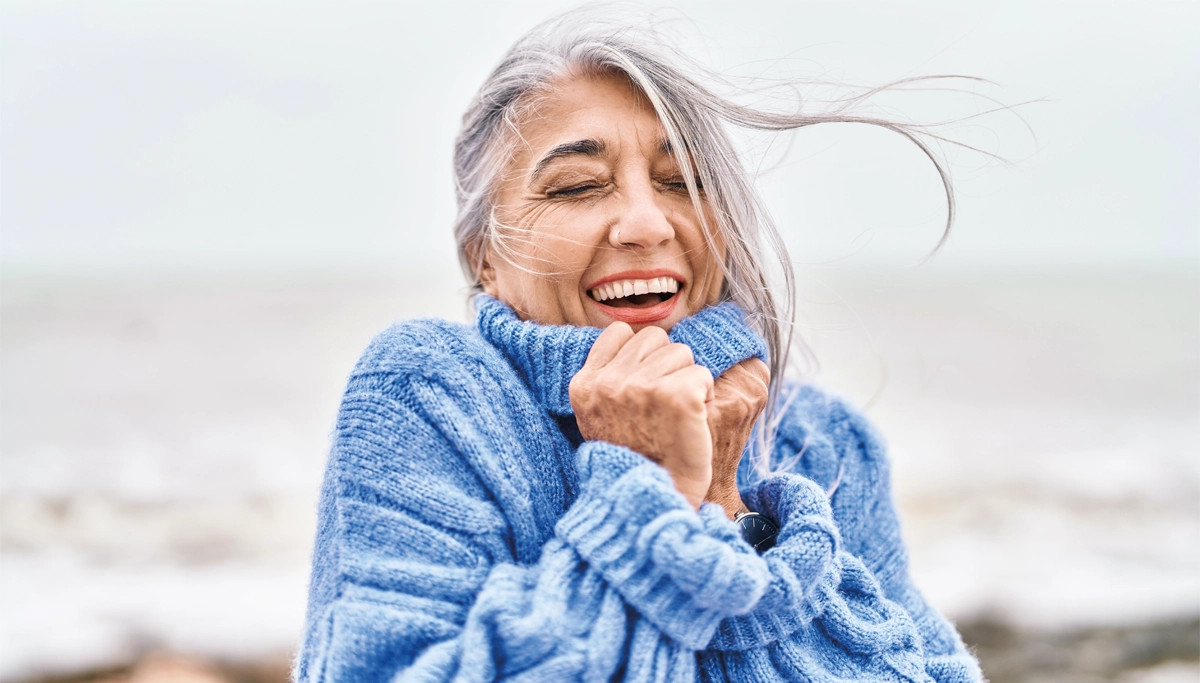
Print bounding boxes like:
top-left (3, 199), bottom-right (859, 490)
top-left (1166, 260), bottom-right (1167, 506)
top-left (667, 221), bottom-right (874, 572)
top-left (296, 297), bottom-right (982, 682)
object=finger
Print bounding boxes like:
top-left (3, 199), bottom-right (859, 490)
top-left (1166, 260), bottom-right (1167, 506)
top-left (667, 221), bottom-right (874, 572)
top-left (585, 321), bottom-right (635, 368)
top-left (609, 325), bottom-right (671, 368)
top-left (743, 358), bottom-right (771, 385)
top-left (668, 363), bottom-right (714, 405)
top-left (699, 366), bottom-right (716, 403)
top-left (716, 358), bottom-right (770, 391)
top-left (638, 343), bottom-right (696, 379)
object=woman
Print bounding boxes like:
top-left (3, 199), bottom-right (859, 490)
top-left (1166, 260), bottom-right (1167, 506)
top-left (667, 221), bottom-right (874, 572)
top-left (297, 13), bottom-right (983, 683)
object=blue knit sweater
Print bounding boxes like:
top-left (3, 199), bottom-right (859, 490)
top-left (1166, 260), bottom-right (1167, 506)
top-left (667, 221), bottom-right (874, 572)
top-left (297, 296), bottom-right (982, 682)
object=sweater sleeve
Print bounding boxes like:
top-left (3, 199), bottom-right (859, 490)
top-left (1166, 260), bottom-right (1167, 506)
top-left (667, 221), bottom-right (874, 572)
top-left (696, 387), bottom-right (983, 682)
top-left (295, 349), bottom-right (773, 683)
top-left (822, 396), bottom-right (983, 682)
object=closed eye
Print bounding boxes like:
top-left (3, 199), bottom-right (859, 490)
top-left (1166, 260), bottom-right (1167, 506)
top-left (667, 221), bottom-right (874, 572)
top-left (661, 178), bottom-right (703, 192)
top-left (548, 183), bottom-right (602, 198)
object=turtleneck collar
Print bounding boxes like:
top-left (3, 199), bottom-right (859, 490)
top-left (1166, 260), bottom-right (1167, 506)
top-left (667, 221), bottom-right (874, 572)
top-left (475, 295), bottom-right (768, 416)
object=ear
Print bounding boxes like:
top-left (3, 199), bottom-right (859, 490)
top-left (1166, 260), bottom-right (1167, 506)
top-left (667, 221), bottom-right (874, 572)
top-left (479, 263), bottom-right (499, 297)
top-left (469, 241), bottom-right (500, 297)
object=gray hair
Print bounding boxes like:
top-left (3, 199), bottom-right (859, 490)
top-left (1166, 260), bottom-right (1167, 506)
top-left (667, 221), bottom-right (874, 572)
top-left (453, 10), bottom-right (962, 480)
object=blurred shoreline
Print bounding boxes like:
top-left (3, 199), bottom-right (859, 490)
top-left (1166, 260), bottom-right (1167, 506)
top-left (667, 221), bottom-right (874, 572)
top-left (2, 266), bottom-right (1197, 682)
top-left (10, 616), bottom-right (1198, 683)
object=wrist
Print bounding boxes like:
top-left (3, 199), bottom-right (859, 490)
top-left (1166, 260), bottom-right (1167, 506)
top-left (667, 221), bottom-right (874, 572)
top-left (734, 509), bottom-right (780, 554)
top-left (704, 485), bottom-right (748, 520)
top-left (669, 466), bottom-right (712, 511)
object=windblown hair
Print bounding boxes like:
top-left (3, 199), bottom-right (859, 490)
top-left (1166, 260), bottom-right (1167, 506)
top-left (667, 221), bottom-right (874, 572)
top-left (452, 10), bottom-right (962, 480)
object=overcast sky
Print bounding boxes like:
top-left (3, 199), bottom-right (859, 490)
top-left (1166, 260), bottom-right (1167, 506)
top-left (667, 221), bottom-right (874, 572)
top-left (2, 1), bottom-right (1196, 275)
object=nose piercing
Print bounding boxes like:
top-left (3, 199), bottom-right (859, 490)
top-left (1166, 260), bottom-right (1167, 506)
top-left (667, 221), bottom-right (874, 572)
top-left (615, 230), bottom-right (621, 244)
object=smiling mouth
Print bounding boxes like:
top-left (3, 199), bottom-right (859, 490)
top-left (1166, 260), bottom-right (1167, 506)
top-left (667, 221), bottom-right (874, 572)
top-left (588, 277), bottom-right (680, 309)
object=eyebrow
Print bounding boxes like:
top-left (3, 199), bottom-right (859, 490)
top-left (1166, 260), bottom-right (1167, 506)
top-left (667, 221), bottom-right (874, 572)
top-left (530, 139), bottom-right (608, 180)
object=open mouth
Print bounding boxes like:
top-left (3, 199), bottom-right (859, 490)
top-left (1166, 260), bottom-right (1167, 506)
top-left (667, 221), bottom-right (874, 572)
top-left (588, 276), bottom-right (680, 309)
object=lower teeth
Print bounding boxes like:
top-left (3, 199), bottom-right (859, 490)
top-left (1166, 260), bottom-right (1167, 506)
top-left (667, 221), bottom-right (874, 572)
top-left (606, 293), bottom-right (668, 307)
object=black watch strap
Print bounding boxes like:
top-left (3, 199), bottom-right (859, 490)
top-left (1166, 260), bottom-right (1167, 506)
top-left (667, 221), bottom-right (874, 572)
top-left (735, 511), bottom-right (780, 553)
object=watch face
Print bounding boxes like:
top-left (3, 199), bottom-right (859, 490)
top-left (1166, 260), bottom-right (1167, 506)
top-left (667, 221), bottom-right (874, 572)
top-left (737, 512), bottom-right (780, 553)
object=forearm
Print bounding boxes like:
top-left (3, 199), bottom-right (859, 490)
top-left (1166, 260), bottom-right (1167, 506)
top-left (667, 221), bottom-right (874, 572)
top-left (697, 473), bottom-right (982, 681)
top-left (300, 440), bottom-right (774, 682)
top-left (556, 440), bottom-right (771, 646)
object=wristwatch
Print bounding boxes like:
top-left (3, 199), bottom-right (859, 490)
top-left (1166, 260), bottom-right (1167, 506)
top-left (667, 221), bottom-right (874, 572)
top-left (735, 511), bottom-right (780, 553)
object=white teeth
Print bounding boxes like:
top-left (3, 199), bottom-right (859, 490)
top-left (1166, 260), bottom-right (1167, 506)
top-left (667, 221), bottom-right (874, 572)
top-left (589, 277), bottom-right (683, 302)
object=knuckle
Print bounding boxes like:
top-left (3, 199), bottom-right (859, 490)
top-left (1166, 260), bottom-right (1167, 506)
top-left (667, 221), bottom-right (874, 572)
top-left (644, 378), bottom-right (671, 400)
top-left (597, 322), bottom-right (633, 347)
top-left (638, 325), bottom-right (669, 344)
top-left (670, 343), bottom-right (695, 364)
top-left (755, 364), bottom-right (771, 379)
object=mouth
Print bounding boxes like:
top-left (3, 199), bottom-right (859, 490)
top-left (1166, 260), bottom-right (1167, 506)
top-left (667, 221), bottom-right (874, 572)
top-left (585, 271), bottom-right (684, 324)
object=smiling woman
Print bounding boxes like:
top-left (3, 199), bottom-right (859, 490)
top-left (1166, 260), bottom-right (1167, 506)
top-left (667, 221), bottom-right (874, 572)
top-left (296, 10), bottom-right (983, 683)
top-left (480, 73), bottom-right (723, 330)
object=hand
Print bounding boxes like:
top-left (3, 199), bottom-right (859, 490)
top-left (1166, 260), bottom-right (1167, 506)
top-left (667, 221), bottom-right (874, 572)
top-left (704, 358), bottom-right (770, 519)
top-left (569, 322), bottom-right (715, 509)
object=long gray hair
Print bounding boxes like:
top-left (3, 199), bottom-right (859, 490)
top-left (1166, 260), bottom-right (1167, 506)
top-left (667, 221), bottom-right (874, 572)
top-left (453, 10), bottom-right (961, 480)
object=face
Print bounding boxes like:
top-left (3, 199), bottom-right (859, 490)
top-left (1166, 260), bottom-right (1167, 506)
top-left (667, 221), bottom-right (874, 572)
top-left (478, 71), bottom-right (725, 331)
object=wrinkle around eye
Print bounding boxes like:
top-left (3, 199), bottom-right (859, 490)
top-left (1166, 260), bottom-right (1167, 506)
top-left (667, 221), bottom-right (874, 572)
top-left (543, 181), bottom-right (613, 201)
top-left (657, 179), bottom-right (704, 196)
top-left (549, 185), bottom-right (597, 198)
top-left (532, 165), bottom-right (611, 194)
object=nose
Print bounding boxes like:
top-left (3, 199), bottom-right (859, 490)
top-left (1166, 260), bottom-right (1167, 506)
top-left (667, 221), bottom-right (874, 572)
top-left (609, 185), bottom-right (675, 250)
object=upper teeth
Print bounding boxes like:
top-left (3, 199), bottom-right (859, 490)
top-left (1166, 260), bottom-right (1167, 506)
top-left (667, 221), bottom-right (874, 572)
top-left (589, 277), bottom-right (680, 302)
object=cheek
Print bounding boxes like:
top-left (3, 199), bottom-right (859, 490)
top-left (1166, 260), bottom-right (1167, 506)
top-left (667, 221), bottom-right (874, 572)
top-left (706, 238), bottom-right (727, 300)
top-left (487, 205), bottom-right (602, 322)
top-left (679, 219), bottom-right (726, 305)
top-left (691, 254), bottom-right (725, 306)
top-left (496, 203), bottom-right (600, 272)
top-left (493, 265), bottom-right (554, 314)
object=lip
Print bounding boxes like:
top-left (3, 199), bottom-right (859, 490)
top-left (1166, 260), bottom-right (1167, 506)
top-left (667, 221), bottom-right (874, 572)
top-left (584, 269), bottom-right (686, 325)
top-left (583, 269), bottom-right (686, 291)
top-left (591, 295), bottom-right (679, 324)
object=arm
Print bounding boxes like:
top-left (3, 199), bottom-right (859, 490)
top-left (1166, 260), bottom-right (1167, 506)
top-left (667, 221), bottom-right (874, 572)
top-left (295, 350), bottom-right (772, 682)
top-left (716, 386), bottom-right (982, 682)
top-left (824, 396), bottom-right (982, 681)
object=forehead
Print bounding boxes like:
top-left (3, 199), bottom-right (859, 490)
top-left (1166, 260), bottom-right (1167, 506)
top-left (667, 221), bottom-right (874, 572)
top-left (513, 72), bottom-right (667, 159)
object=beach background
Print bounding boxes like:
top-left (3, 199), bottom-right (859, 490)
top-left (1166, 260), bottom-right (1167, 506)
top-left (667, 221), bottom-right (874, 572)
top-left (2, 2), bottom-right (1197, 682)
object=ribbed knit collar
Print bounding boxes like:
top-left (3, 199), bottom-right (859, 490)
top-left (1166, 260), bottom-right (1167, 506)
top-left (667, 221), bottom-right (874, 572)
top-left (475, 295), bottom-right (768, 416)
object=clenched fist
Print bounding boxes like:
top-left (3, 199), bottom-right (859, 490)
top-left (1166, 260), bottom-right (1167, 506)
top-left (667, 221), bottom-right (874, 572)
top-left (569, 322), bottom-right (715, 509)
top-left (703, 358), bottom-right (770, 518)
